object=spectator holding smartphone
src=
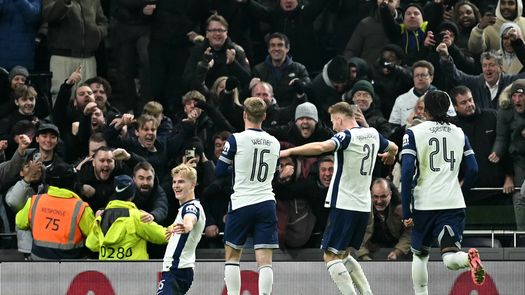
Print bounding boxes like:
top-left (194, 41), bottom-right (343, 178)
top-left (468, 0), bottom-right (525, 55)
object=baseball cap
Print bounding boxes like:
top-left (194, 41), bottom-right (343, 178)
top-left (113, 175), bottom-right (136, 201)
top-left (37, 123), bottom-right (60, 137)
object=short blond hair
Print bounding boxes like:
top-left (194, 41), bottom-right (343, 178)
top-left (171, 163), bottom-right (197, 182)
top-left (136, 114), bottom-right (160, 129)
top-left (328, 101), bottom-right (354, 118)
top-left (182, 90), bottom-right (206, 105)
top-left (243, 96), bottom-right (267, 123)
top-left (142, 101), bottom-right (164, 117)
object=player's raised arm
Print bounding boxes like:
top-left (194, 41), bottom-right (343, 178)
top-left (279, 139), bottom-right (336, 158)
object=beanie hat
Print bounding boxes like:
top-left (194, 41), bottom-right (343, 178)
top-left (113, 175), bottom-right (136, 201)
top-left (404, 3), bottom-right (423, 15)
top-left (327, 55), bottom-right (348, 83)
top-left (295, 102), bottom-right (318, 123)
top-left (438, 20), bottom-right (460, 38)
top-left (37, 123), bottom-right (60, 137)
top-left (46, 163), bottom-right (76, 190)
top-left (511, 79), bottom-right (525, 95)
top-left (351, 80), bottom-right (375, 99)
top-left (9, 66), bottom-right (29, 81)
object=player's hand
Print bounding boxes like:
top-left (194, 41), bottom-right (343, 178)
top-left (140, 210), bottom-right (155, 223)
top-left (95, 209), bottom-right (104, 217)
top-left (387, 251), bottom-right (398, 260)
top-left (204, 225), bottom-right (219, 238)
top-left (173, 222), bottom-right (190, 234)
top-left (403, 218), bottom-right (414, 228)
top-left (165, 226), bottom-right (174, 240)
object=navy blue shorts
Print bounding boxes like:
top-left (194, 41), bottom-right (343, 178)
top-left (321, 208), bottom-right (369, 254)
top-left (156, 268), bottom-right (193, 295)
top-left (224, 200), bottom-right (278, 250)
top-left (411, 208), bottom-right (465, 255)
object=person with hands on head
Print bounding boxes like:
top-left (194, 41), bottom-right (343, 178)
top-left (280, 101), bottom-right (397, 295)
top-left (400, 90), bottom-right (484, 294)
top-left (157, 164), bottom-right (205, 295)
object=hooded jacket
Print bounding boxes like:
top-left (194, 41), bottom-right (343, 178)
top-left (499, 22), bottom-right (524, 74)
top-left (468, 0), bottom-right (525, 54)
top-left (86, 200), bottom-right (167, 260)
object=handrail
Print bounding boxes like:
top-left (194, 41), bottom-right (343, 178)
top-left (463, 230), bottom-right (525, 248)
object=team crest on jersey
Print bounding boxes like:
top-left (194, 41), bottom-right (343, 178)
top-left (402, 134), bottom-right (410, 147)
top-left (222, 141), bottom-right (231, 154)
top-left (335, 132), bottom-right (346, 142)
top-left (185, 204), bottom-right (198, 215)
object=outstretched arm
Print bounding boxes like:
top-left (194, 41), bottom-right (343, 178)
top-left (280, 139), bottom-right (336, 158)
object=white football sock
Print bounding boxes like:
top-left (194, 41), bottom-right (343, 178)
top-left (343, 255), bottom-right (373, 295)
top-left (327, 259), bottom-right (357, 295)
top-left (412, 254), bottom-right (429, 295)
top-left (225, 261), bottom-right (241, 295)
top-left (258, 264), bottom-right (273, 295)
top-left (442, 251), bottom-right (469, 270)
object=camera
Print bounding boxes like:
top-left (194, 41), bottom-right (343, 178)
top-left (485, 4), bottom-right (496, 16)
top-left (185, 149), bottom-right (196, 161)
top-left (33, 152), bottom-right (41, 162)
top-left (434, 32), bottom-right (446, 45)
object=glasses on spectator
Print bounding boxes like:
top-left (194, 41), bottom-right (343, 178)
top-left (414, 73), bottom-right (430, 79)
top-left (207, 29), bottom-right (227, 33)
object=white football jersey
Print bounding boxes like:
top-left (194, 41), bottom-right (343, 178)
top-left (326, 127), bottom-right (390, 212)
top-left (401, 121), bottom-right (473, 210)
top-left (219, 128), bottom-right (280, 210)
top-left (162, 199), bottom-right (205, 271)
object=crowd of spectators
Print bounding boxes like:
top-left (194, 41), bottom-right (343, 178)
top-left (1, 0), bottom-right (525, 259)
